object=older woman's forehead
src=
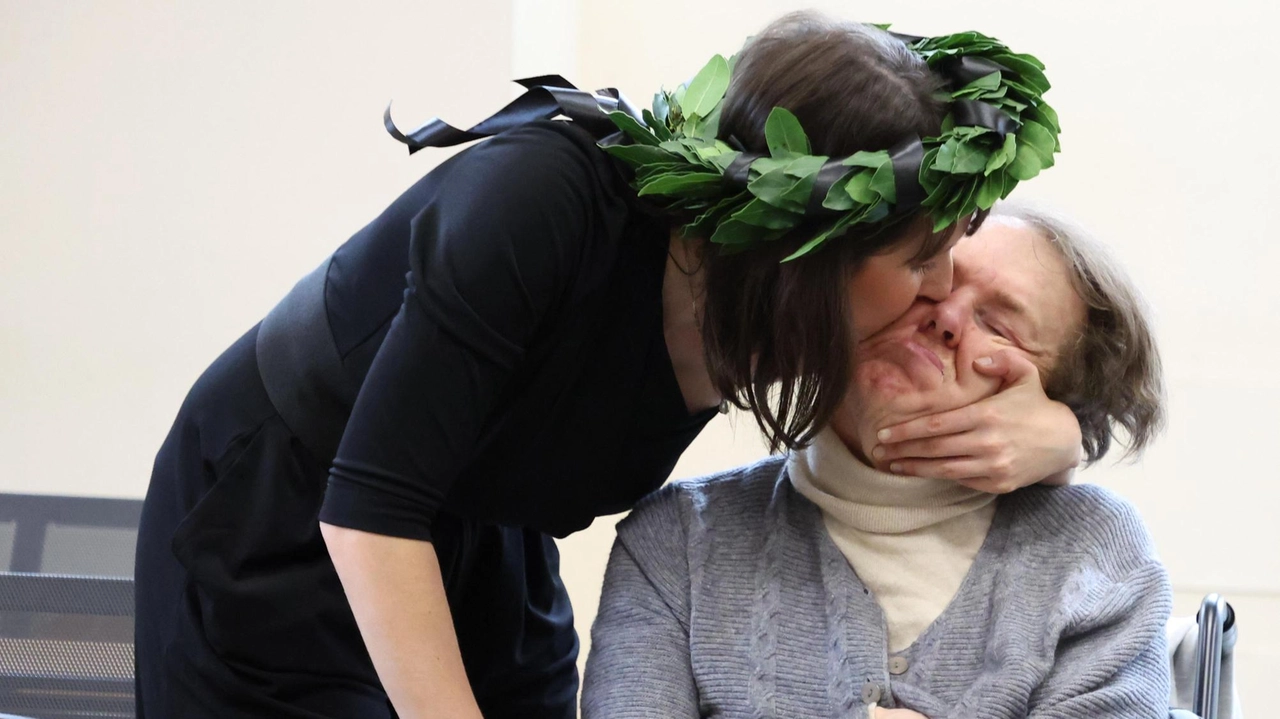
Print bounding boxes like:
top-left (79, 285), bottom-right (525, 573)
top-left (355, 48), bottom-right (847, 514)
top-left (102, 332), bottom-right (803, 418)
top-left (955, 220), bottom-right (1086, 347)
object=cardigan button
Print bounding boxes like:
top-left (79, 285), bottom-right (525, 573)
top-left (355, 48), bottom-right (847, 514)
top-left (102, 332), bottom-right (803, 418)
top-left (889, 657), bottom-right (909, 675)
top-left (861, 681), bottom-right (882, 704)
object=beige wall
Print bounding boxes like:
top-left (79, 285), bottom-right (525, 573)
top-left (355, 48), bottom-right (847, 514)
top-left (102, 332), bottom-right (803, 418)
top-left (1, 0), bottom-right (512, 500)
top-left (2, 0), bottom-right (1275, 712)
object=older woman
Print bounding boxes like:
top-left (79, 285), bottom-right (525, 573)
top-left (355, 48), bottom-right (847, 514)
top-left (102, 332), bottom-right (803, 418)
top-left (582, 205), bottom-right (1171, 719)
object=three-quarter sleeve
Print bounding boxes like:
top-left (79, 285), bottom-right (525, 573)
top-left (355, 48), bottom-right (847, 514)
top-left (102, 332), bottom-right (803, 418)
top-left (319, 124), bottom-right (608, 540)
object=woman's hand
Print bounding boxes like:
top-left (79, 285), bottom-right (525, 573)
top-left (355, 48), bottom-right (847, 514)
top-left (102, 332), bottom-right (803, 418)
top-left (873, 707), bottom-right (929, 719)
top-left (871, 350), bottom-right (1083, 493)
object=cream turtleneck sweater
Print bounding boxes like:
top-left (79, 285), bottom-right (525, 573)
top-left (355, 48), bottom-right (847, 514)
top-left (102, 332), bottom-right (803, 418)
top-left (788, 427), bottom-right (997, 654)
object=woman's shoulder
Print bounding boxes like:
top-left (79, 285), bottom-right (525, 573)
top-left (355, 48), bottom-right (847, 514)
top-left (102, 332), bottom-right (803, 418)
top-left (616, 456), bottom-right (788, 543)
top-left (434, 120), bottom-right (630, 203)
top-left (1003, 483), bottom-right (1161, 574)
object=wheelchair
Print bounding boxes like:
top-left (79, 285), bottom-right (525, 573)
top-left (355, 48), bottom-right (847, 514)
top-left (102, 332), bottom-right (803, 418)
top-left (1168, 593), bottom-right (1240, 719)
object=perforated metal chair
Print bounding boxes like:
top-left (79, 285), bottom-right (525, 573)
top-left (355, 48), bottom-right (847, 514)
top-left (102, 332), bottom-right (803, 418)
top-left (0, 494), bottom-right (141, 719)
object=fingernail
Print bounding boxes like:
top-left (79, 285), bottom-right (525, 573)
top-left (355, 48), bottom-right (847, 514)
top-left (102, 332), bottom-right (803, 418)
top-left (872, 446), bottom-right (885, 459)
top-left (889, 462), bottom-right (903, 474)
top-left (976, 356), bottom-right (994, 366)
top-left (877, 429), bottom-right (891, 441)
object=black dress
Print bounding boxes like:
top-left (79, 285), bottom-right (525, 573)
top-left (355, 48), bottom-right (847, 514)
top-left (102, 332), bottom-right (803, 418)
top-left (135, 122), bottom-right (717, 718)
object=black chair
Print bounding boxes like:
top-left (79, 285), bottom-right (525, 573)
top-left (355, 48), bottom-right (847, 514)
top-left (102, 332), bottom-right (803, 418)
top-left (0, 494), bottom-right (142, 719)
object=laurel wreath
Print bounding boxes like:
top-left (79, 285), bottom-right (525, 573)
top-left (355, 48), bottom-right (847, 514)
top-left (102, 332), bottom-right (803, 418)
top-left (601, 30), bottom-right (1061, 261)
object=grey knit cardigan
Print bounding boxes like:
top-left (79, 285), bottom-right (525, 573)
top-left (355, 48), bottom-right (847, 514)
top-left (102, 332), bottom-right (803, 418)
top-left (581, 457), bottom-right (1172, 719)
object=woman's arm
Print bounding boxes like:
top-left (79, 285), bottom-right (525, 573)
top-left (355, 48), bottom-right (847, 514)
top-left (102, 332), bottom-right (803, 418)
top-left (318, 124), bottom-right (611, 714)
top-left (581, 511), bottom-right (699, 718)
top-left (320, 524), bottom-right (483, 719)
top-left (872, 350), bottom-right (1083, 493)
top-left (1025, 560), bottom-right (1173, 719)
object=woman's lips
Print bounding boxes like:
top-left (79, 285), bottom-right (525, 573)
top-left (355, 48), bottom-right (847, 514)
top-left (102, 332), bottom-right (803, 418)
top-left (903, 339), bottom-right (945, 376)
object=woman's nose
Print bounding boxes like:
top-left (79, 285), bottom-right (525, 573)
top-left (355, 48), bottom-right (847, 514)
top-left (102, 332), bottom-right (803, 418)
top-left (919, 252), bottom-right (954, 302)
top-left (922, 300), bottom-right (964, 349)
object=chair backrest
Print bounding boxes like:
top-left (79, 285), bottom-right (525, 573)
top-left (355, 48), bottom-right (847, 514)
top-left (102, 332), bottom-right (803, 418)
top-left (0, 494), bottom-right (142, 719)
top-left (0, 494), bottom-right (141, 576)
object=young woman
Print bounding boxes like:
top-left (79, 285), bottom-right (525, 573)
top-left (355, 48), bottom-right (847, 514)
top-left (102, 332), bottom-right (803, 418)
top-left (135, 12), bottom-right (1080, 719)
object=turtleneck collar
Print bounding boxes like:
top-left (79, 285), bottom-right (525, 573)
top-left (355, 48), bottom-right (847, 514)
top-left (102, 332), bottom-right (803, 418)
top-left (787, 426), bottom-right (996, 535)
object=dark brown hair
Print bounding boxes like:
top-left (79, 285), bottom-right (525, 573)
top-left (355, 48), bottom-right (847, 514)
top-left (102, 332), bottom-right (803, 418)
top-left (697, 11), bottom-right (959, 451)
top-left (993, 204), bottom-right (1165, 462)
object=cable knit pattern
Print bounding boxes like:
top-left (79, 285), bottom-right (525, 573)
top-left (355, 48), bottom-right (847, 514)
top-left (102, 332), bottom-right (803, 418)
top-left (581, 457), bottom-right (1172, 719)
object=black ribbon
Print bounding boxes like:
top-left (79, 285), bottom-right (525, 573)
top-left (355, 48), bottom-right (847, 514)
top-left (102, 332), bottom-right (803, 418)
top-left (723, 153), bottom-right (764, 188)
top-left (805, 159), bottom-right (854, 215)
top-left (888, 136), bottom-right (926, 213)
top-left (952, 100), bottom-right (1018, 139)
top-left (887, 34), bottom-right (1019, 139)
top-left (936, 55), bottom-right (1010, 87)
top-left (384, 76), bottom-right (640, 154)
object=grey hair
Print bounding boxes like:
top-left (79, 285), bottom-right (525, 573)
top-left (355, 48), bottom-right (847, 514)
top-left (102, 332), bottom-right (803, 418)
top-left (990, 202), bottom-right (1166, 463)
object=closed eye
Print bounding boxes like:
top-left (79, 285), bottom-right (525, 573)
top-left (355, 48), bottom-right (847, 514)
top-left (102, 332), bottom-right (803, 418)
top-left (977, 311), bottom-right (1011, 340)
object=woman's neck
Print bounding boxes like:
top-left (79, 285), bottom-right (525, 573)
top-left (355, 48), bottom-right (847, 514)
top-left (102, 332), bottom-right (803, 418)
top-left (663, 231), bottom-right (721, 414)
top-left (789, 426), bottom-right (995, 534)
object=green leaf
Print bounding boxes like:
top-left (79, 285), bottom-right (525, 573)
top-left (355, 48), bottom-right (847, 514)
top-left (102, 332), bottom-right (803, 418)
top-left (782, 211), bottom-right (866, 262)
top-left (1007, 140), bottom-right (1045, 181)
top-left (689, 192), bottom-right (750, 237)
top-left (651, 92), bottom-right (670, 125)
top-left (932, 180), bottom-right (977, 231)
top-left (638, 172), bottom-right (724, 197)
top-left (1018, 120), bottom-right (1057, 165)
top-left (682, 54), bottom-right (731, 119)
top-left (869, 160), bottom-right (897, 204)
top-left (782, 154), bottom-right (827, 177)
top-left (842, 150), bottom-right (890, 169)
top-left (934, 140), bottom-right (958, 172)
top-left (763, 107), bottom-right (811, 157)
top-left (658, 139), bottom-right (702, 164)
top-left (950, 142), bottom-right (991, 175)
top-left (708, 150), bottom-right (743, 174)
top-left (695, 101), bottom-right (724, 141)
top-left (975, 173), bottom-right (1004, 210)
top-left (728, 198), bottom-right (802, 229)
top-left (844, 170), bottom-right (878, 205)
top-left (709, 219), bottom-right (790, 246)
top-left (642, 109), bottom-right (672, 141)
top-left (672, 83), bottom-right (687, 109)
top-left (993, 96), bottom-right (1029, 114)
top-left (748, 170), bottom-right (806, 212)
top-left (601, 144), bottom-right (679, 166)
top-left (683, 113), bottom-right (703, 139)
top-left (922, 172), bottom-right (959, 208)
top-left (747, 155), bottom-right (825, 212)
top-left (694, 141), bottom-right (735, 163)
top-left (962, 71), bottom-right (1002, 93)
top-left (1028, 102), bottom-right (1061, 133)
top-left (634, 164), bottom-right (688, 186)
top-left (990, 52), bottom-right (1050, 94)
top-left (984, 133), bottom-right (1017, 175)
top-left (822, 174), bottom-right (857, 211)
top-left (748, 156), bottom-right (792, 176)
top-left (607, 111), bottom-right (660, 146)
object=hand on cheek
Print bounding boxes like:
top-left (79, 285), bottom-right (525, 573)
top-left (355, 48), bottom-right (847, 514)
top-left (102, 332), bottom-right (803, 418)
top-left (871, 350), bottom-right (1082, 492)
